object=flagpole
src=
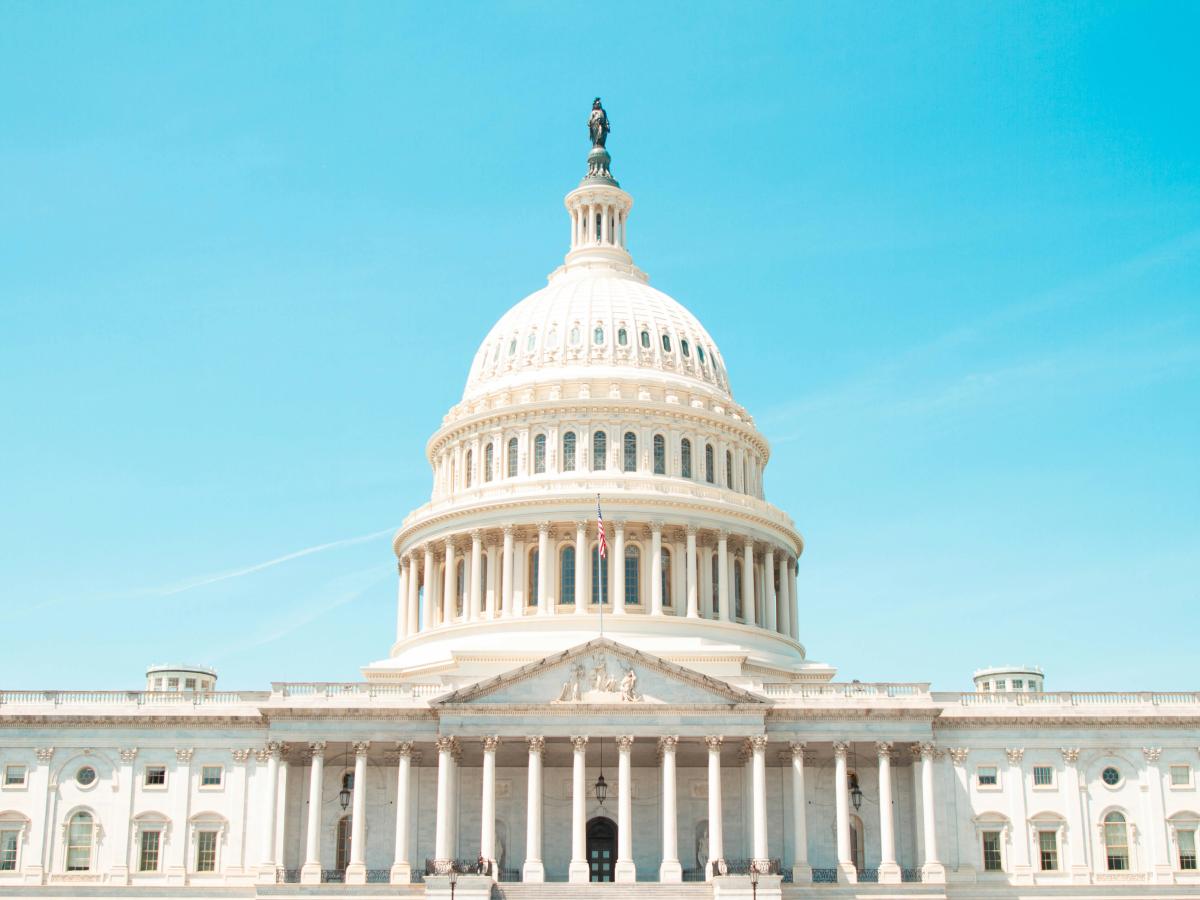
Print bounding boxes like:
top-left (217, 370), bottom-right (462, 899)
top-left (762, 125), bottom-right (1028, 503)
top-left (597, 494), bottom-right (604, 639)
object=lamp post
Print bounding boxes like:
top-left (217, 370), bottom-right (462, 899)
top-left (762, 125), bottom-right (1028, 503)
top-left (448, 866), bottom-right (458, 900)
top-left (749, 859), bottom-right (760, 900)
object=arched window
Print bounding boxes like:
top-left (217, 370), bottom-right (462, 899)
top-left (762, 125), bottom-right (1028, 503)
top-left (560, 546), bottom-right (575, 605)
top-left (681, 339), bottom-right (690, 357)
top-left (592, 546), bottom-right (609, 604)
top-left (533, 434), bottom-right (546, 474)
top-left (698, 345), bottom-right (706, 364)
top-left (65, 811), bottom-right (94, 871)
top-left (562, 431), bottom-right (576, 472)
top-left (623, 431), bottom-right (637, 472)
top-left (336, 816), bottom-right (352, 871)
top-left (507, 437), bottom-right (518, 478)
top-left (570, 325), bottom-right (581, 346)
top-left (1104, 812), bottom-right (1130, 870)
top-left (527, 549), bottom-right (538, 607)
top-left (625, 546), bottom-right (640, 606)
top-left (662, 334), bottom-right (672, 353)
top-left (464, 449), bottom-right (473, 488)
top-left (526, 332), bottom-right (536, 352)
top-left (653, 434), bottom-right (666, 474)
top-left (733, 560), bottom-right (744, 620)
top-left (725, 450), bottom-right (733, 488)
top-left (711, 554), bottom-right (719, 614)
top-left (455, 560), bottom-right (465, 616)
top-left (705, 444), bottom-right (715, 483)
top-left (640, 330), bottom-right (650, 349)
top-left (593, 431), bottom-right (607, 471)
top-left (593, 326), bottom-right (605, 345)
top-left (508, 338), bottom-right (517, 356)
top-left (661, 548), bottom-right (672, 607)
top-left (485, 443), bottom-right (494, 482)
top-left (617, 327), bottom-right (628, 346)
top-left (681, 439), bottom-right (692, 478)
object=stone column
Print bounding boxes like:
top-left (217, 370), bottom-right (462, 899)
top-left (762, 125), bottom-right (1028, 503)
top-left (706, 736), bottom-right (725, 879)
top-left (345, 741), bottom-right (369, 883)
top-left (1143, 748), bottom-right (1172, 882)
top-left (448, 743), bottom-right (461, 860)
top-left (406, 555), bottom-right (420, 635)
top-left (480, 737), bottom-right (499, 877)
top-left (750, 735), bottom-right (768, 864)
top-left (469, 530), bottom-right (483, 621)
top-left (615, 736), bottom-right (636, 882)
top-left (918, 743), bottom-right (945, 882)
top-left (789, 558), bottom-right (799, 639)
top-left (569, 737), bottom-right (589, 883)
top-left (833, 741), bottom-right (856, 883)
top-left (659, 736), bottom-right (681, 882)
top-left (256, 741), bottom-right (282, 881)
top-left (776, 555), bottom-right (791, 637)
top-left (502, 526), bottom-right (515, 617)
top-left (443, 538), bottom-right (457, 623)
top-left (396, 560), bottom-right (409, 641)
top-left (523, 737), bottom-right (546, 882)
top-left (742, 539), bottom-right (756, 625)
top-left (1006, 748), bottom-right (1032, 882)
top-left (300, 742), bottom-right (325, 883)
top-left (650, 522), bottom-right (664, 616)
top-left (685, 526), bottom-right (699, 618)
top-left (716, 532), bottom-right (730, 621)
top-left (390, 743), bottom-right (414, 883)
top-left (434, 737), bottom-right (454, 865)
top-left (421, 546), bottom-right (435, 631)
top-left (763, 547), bottom-right (776, 632)
top-left (877, 742), bottom-right (900, 883)
top-left (484, 542), bottom-right (498, 618)
top-left (536, 522), bottom-right (551, 614)
top-left (790, 742), bottom-right (811, 883)
top-left (1060, 749), bottom-right (1089, 881)
top-left (612, 522), bottom-right (626, 613)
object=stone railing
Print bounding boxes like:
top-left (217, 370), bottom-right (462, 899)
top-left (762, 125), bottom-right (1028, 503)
top-left (269, 682), bottom-right (445, 700)
top-left (947, 691), bottom-right (1200, 707)
top-left (761, 682), bottom-right (931, 699)
top-left (0, 690), bottom-right (265, 707)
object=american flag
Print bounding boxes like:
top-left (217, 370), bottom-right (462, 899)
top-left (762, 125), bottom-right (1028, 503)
top-left (596, 496), bottom-right (607, 559)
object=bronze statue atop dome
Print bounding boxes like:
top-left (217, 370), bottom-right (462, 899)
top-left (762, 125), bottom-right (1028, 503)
top-left (588, 97), bottom-right (610, 148)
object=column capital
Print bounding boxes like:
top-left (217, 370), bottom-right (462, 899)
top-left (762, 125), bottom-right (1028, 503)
top-left (1060, 747), bottom-right (1081, 764)
top-left (658, 735), bottom-right (678, 754)
top-left (650, 520), bottom-right (664, 532)
top-left (482, 736), bottom-right (501, 752)
top-left (528, 736), bottom-right (546, 754)
top-left (503, 524), bottom-right (515, 536)
top-left (471, 529), bottom-right (483, 542)
top-left (832, 740), bottom-right (850, 759)
top-left (444, 535), bottom-right (455, 548)
top-left (789, 741), bottom-right (806, 758)
top-left (612, 520), bottom-right (625, 534)
top-left (705, 735), bottom-right (724, 751)
top-left (1005, 747), bottom-right (1024, 765)
top-left (119, 747), bottom-right (138, 763)
top-left (616, 735), bottom-right (635, 752)
top-left (352, 741), bottom-right (371, 758)
top-left (875, 741), bottom-right (894, 760)
top-left (396, 741), bottom-right (415, 758)
top-left (575, 519), bottom-right (588, 532)
top-left (748, 735), bottom-right (768, 752)
top-left (307, 741), bottom-right (327, 759)
top-left (538, 521), bottom-right (551, 536)
top-left (716, 529), bottom-right (729, 541)
top-left (915, 741), bottom-right (937, 761)
top-left (948, 747), bottom-right (970, 765)
top-left (686, 524), bottom-right (698, 537)
top-left (743, 535), bottom-right (754, 549)
top-left (1143, 747), bottom-right (1163, 763)
top-left (35, 747), bottom-right (55, 763)
top-left (435, 736), bottom-right (456, 754)
top-left (231, 748), bottom-right (252, 763)
top-left (570, 736), bottom-right (588, 751)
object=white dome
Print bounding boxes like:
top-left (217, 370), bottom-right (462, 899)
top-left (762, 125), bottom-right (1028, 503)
top-left (463, 269), bottom-right (734, 404)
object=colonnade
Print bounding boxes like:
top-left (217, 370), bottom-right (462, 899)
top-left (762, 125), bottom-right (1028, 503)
top-left (394, 522), bottom-right (800, 643)
top-left (267, 737), bottom-right (945, 885)
top-left (570, 199), bottom-right (627, 249)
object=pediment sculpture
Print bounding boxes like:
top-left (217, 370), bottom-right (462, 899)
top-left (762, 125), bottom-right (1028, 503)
top-left (555, 654), bottom-right (642, 703)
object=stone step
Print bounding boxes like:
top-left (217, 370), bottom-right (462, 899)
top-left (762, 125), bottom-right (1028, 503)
top-left (491, 885), bottom-right (712, 899)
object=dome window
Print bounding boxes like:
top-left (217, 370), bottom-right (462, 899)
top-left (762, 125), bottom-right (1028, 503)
top-left (594, 326), bottom-right (605, 345)
top-left (653, 434), bottom-right (666, 474)
top-left (508, 339), bottom-right (517, 357)
top-left (560, 546), bottom-right (576, 605)
top-left (697, 345), bottom-right (706, 364)
top-left (662, 334), bottom-right (672, 353)
top-left (623, 432), bottom-right (637, 472)
top-left (624, 546), bottom-right (640, 605)
top-left (705, 444), bottom-right (715, 483)
top-left (725, 450), bottom-right (733, 488)
top-left (592, 431), bottom-right (607, 471)
top-left (681, 438), bottom-right (692, 478)
top-left (485, 443), bottom-right (494, 482)
top-left (570, 326), bottom-right (581, 346)
top-left (526, 333), bottom-right (536, 352)
top-left (507, 437), bottom-right (519, 478)
top-left (527, 549), bottom-right (539, 607)
top-left (617, 327), bottom-right (628, 346)
top-left (465, 449), bottom-right (473, 488)
top-left (681, 339), bottom-right (690, 357)
top-left (640, 330), bottom-right (651, 349)
top-left (562, 431), bottom-right (576, 472)
top-left (533, 434), bottom-right (546, 474)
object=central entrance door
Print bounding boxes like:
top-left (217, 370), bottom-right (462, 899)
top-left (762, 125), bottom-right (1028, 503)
top-left (587, 817), bottom-right (617, 882)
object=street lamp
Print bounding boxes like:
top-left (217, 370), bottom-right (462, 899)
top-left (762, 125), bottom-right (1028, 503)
top-left (849, 772), bottom-right (863, 811)
top-left (749, 859), bottom-right (760, 900)
top-left (338, 786), bottom-right (351, 811)
top-left (448, 866), bottom-right (458, 900)
top-left (594, 739), bottom-right (608, 806)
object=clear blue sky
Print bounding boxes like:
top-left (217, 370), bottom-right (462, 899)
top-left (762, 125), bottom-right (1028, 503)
top-left (2, 2), bottom-right (1197, 691)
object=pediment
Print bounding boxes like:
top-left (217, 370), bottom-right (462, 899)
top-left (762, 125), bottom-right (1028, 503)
top-left (434, 638), bottom-right (763, 708)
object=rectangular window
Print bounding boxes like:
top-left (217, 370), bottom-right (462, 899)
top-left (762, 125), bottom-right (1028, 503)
top-left (1171, 765), bottom-right (1191, 786)
top-left (184, 678), bottom-right (196, 690)
top-left (0, 830), bottom-right (17, 871)
top-left (138, 829), bottom-right (160, 872)
top-left (1012, 679), bottom-right (1024, 689)
top-left (144, 766), bottom-right (167, 787)
top-left (167, 678), bottom-right (179, 690)
top-left (1038, 830), bottom-right (1059, 871)
top-left (982, 831), bottom-right (1003, 871)
top-left (1179, 829), bottom-right (1197, 870)
top-left (200, 765), bottom-right (223, 787)
top-left (978, 766), bottom-right (998, 787)
top-left (195, 831), bottom-right (217, 872)
top-left (3, 764), bottom-right (26, 786)
top-left (153, 678), bottom-right (163, 690)
top-left (995, 679), bottom-right (1006, 690)
top-left (1033, 765), bottom-right (1054, 786)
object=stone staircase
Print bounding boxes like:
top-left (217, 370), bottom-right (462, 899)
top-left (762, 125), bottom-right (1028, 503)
top-left (492, 884), bottom-right (712, 900)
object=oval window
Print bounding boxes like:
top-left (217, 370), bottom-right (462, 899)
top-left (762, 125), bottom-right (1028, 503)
top-left (1102, 766), bottom-right (1121, 786)
top-left (697, 345), bottom-right (706, 364)
top-left (617, 328), bottom-right (628, 346)
top-left (594, 326), bottom-right (605, 345)
top-left (681, 339), bottom-right (690, 357)
top-left (662, 334), bottom-right (672, 353)
top-left (640, 330), bottom-right (651, 349)
top-left (570, 326), bottom-right (581, 346)
top-left (76, 766), bottom-right (97, 786)
top-left (508, 339), bottom-right (517, 356)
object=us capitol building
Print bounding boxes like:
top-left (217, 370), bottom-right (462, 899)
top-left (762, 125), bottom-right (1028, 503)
top-left (2, 103), bottom-right (1197, 900)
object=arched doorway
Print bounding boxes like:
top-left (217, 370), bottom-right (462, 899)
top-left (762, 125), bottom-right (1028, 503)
top-left (587, 816), bottom-right (617, 882)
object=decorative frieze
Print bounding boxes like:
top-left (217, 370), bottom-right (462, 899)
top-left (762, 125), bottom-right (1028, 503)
top-left (175, 748), bottom-right (194, 764)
